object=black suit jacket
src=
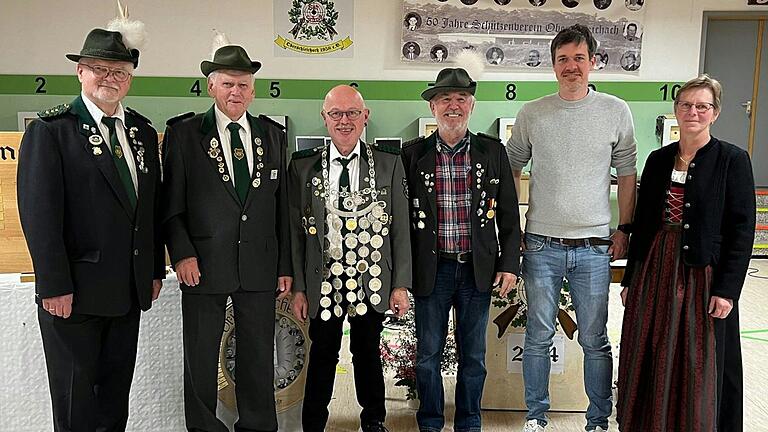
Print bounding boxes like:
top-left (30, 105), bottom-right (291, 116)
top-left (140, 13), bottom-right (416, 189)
top-left (623, 137), bottom-right (756, 300)
top-left (287, 142), bottom-right (412, 318)
top-left (402, 132), bottom-right (521, 297)
top-left (162, 106), bottom-right (291, 294)
top-left (17, 96), bottom-right (164, 316)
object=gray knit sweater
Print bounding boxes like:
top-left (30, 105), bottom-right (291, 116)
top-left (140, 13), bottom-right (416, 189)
top-left (506, 90), bottom-right (637, 238)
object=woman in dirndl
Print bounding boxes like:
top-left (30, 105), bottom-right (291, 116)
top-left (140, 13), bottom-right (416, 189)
top-left (617, 75), bottom-right (756, 432)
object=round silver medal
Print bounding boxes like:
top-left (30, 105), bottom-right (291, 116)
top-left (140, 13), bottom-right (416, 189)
top-left (358, 246), bottom-right (370, 258)
top-left (320, 309), bottom-right (332, 321)
top-left (370, 250), bottom-right (382, 262)
top-left (358, 231), bottom-right (371, 244)
top-left (372, 221), bottom-right (383, 233)
top-left (332, 278), bottom-right (343, 290)
top-left (330, 247), bottom-right (343, 261)
top-left (334, 305), bottom-right (343, 317)
top-left (369, 264), bottom-right (382, 277)
top-left (370, 235), bottom-right (384, 249)
top-left (346, 291), bottom-right (357, 303)
top-left (346, 278), bottom-right (358, 290)
top-left (345, 266), bottom-right (357, 278)
top-left (320, 296), bottom-right (332, 308)
top-left (330, 262), bottom-right (344, 276)
top-left (356, 303), bottom-right (368, 316)
top-left (320, 282), bottom-right (332, 295)
top-left (359, 217), bottom-right (371, 230)
top-left (344, 235), bottom-right (358, 249)
top-left (369, 293), bottom-right (382, 305)
top-left (369, 277), bottom-right (382, 291)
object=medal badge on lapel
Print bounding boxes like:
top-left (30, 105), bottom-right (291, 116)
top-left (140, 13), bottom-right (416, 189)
top-left (208, 137), bottom-right (229, 182)
top-left (88, 133), bottom-right (104, 156)
top-left (252, 136), bottom-right (265, 189)
top-left (126, 127), bottom-right (149, 174)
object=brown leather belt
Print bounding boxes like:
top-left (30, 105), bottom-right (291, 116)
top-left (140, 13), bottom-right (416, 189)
top-left (439, 251), bottom-right (472, 263)
top-left (547, 237), bottom-right (613, 247)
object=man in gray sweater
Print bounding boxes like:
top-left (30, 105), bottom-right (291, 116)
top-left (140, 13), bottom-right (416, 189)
top-left (507, 24), bottom-right (637, 432)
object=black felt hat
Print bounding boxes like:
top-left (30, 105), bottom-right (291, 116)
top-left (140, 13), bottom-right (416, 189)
top-left (66, 28), bottom-right (140, 67)
top-left (421, 68), bottom-right (477, 101)
top-left (200, 45), bottom-right (261, 76)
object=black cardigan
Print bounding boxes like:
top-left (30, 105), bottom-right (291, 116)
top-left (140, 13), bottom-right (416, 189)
top-left (622, 137), bottom-right (756, 300)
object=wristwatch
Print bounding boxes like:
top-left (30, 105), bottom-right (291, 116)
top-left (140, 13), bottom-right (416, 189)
top-left (617, 223), bottom-right (633, 234)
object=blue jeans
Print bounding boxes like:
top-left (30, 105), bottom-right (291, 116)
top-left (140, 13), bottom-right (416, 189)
top-left (414, 258), bottom-right (491, 432)
top-left (521, 233), bottom-right (613, 431)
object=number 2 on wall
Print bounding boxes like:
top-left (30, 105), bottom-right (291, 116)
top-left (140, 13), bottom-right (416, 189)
top-left (35, 76), bottom-right (47, 94)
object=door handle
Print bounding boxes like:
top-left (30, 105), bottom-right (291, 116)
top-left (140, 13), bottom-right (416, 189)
top-left (741, 100), bottom-right (752, 117)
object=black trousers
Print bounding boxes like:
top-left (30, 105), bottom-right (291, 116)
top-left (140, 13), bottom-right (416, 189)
top-left (302, 304), bottom-right (386, 431)
top-left (715, 303), bottom-right (743, 432)
top-left (182, 290), bottom-right (277, 432)
top-left (38, 306), bottom-right (140, 432)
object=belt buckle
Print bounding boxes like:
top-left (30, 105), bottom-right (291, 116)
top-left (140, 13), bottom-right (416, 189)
top-left (457, 252), bottom-right (470, 264)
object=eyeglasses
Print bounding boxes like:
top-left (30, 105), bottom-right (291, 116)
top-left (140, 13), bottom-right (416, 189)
top-left (324, 109), bottom-right (364, 121)
top-left (80, 63), bottom-right (132, 82)
top-left (675, 101), bottom-right (715, 113)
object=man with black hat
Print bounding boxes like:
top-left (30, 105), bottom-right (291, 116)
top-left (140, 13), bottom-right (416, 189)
top-left (162, 40), bottom-right (291, 432)
top-left (401, 68), bottom-right (521, 432)
top-left (17, 16), bottom-right (165, 432)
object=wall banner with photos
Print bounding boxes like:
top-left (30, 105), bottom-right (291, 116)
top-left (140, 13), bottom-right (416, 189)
top-left (401, 0), bottom-right (647, 73)
top-left (274, 0), bottom-right (355, 57)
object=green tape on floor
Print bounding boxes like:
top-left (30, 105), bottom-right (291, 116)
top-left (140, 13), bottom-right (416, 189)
top-left (742, 335), bottom-right (768, 343)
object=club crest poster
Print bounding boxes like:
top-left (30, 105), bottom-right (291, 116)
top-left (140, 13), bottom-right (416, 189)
top-left (401, 0), bottom-right (647, 73)
top-left (274, 0), bottom-right (355, 57)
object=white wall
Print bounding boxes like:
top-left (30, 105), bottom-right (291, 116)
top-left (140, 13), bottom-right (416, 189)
top-left (1, 0), bottom-right (766, 81)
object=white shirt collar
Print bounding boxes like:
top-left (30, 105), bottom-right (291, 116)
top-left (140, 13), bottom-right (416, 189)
top-left (329, 140), bottom-right (361, 163)
top-left (214, 104), bottom-right (249, 132)
top-left (81, 91), bottom-right (125, 126)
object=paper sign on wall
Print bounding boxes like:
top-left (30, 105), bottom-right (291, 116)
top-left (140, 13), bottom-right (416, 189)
top-left (507, 333), bottom-right (565, 374)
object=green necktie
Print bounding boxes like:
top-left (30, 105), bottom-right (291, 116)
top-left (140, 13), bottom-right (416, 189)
top-left (102, 117), bottom-right (136, 209)
top-left (336, 154), bottom-right (357, 210)
top-left (227, 122), bottom-right (250, 203)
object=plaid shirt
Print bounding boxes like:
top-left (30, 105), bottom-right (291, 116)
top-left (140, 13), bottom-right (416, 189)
top-left (435, 133), bottom-right (472, 253)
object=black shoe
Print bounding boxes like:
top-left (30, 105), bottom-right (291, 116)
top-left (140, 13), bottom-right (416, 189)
top-left (361, 421), bottom-right (389, 432)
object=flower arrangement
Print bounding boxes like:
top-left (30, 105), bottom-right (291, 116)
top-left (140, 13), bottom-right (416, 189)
top-left (380, 298), bottom-right (458, 400)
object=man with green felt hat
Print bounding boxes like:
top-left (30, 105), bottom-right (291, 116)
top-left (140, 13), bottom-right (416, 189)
top-left (17, 8), bottom-right (165, 432)
top-left (162, 33), bottom-right (291, 432)
top-left (402, 57), bottom-right (521, 432)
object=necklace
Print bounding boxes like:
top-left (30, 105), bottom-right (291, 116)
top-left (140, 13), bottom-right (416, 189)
top-left (677, 152), bottom-right (692, 165)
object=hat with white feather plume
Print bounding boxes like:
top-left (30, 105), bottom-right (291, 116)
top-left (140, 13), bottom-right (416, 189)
top-left (66, 0), bottom-right (147, 68)
top-left (200, 30), bottom-right (261, 77)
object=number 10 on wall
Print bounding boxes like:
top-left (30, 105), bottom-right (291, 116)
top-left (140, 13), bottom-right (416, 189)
top-left (506, 333), bottom-right (565, 375)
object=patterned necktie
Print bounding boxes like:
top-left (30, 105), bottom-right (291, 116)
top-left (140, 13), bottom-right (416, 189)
top-left (336, 154), bottom-right (357, 210)
top-left (101, 117), bottom-right (136, 209)
top-left (227, 122), bottom-right (249, 203)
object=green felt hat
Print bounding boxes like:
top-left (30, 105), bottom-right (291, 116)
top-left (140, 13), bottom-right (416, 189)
top-left (201, 45), bottom-right (261, 76)
top-left (421, 68), bottom-right (477, 101)
top-left (66, 28), bottom-right (139, 67)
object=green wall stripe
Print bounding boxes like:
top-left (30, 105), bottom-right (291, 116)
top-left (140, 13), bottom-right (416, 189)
top-left (0, 75), bottom-right (682, 102)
